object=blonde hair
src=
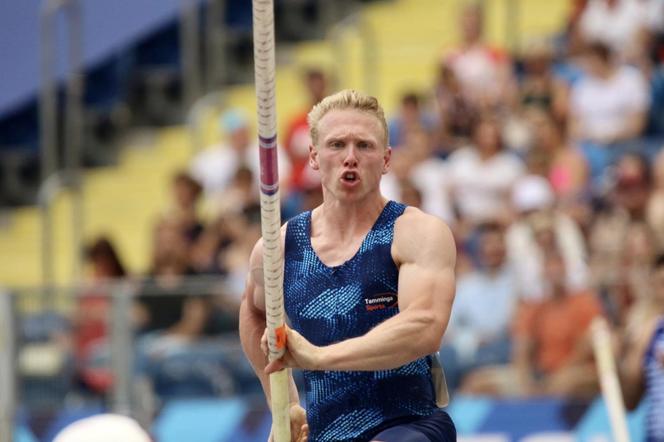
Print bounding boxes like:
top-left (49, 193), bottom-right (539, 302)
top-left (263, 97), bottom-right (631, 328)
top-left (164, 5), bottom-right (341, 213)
top-left (307, 89), bottom-right (388, 147)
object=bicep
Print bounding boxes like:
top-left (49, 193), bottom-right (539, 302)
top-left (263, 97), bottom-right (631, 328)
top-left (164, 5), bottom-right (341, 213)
top-left (395, 215), bottom-right (456, 327)
top-left (398, 262), bottom-right (454, 314)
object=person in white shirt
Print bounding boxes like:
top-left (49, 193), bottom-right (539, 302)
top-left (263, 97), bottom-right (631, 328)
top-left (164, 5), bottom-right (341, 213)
top-left (447, 114), bottom-right (525, 225)
top-left (442, 2), bottom-right (515, 109)
top-left (579, 0), bottom-right (651, 60)
top-left (440, 222), bottom-right (518, 390)
top-left (570, 42), bottom-right (650, 146)
top-left (190, 109), bottom-right (290, 215)
top-left (569, 42), bottom-right (651, 184)
top-left (506, 175), bottom-right (589, 301)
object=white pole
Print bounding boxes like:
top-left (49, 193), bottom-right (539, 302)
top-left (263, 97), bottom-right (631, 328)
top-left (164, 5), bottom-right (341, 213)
top-left (251, 0), bottom-right (291, 440)
top-left (591, 317), bottom-right (631, 442)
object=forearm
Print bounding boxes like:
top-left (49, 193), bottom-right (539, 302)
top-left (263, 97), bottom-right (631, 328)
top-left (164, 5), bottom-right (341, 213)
top-left (319, 310), bottom-right (443, 371)
top-left (239, 299), bottom-right (299, 405)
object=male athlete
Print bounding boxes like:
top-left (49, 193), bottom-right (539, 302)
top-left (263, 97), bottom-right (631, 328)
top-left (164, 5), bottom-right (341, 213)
top-left (239, 90), bottom-right (457, 441)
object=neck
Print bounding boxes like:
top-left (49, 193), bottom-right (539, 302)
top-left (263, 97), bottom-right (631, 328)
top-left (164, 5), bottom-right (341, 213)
top-left (315, 194), bottom-right (387, 242)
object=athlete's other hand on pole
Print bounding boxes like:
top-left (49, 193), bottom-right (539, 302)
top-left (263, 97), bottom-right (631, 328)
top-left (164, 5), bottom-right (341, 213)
top-left (267, 403), bottom-right (309, 442)
top-left (261, 326), bottom-right (322, 373)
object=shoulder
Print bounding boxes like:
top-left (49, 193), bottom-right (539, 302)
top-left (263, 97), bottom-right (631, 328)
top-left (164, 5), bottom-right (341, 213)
top-left (393, 206), bottom-right (456, 266)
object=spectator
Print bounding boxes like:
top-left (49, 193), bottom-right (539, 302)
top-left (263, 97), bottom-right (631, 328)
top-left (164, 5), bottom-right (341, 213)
top-left (623, 252), bottom-right (664, 340)
top-left (190, 109), bottom-right (291, 215)
top-left (282, 68), bottom-right (329, 194)
top-left (156, 171), bottom-right (204, 248)
top-left (381, 127), bottom-right (455, 223)
top-left (507, 175), bottom-right (589, 301)
top-left (461, 248), bottom-right (602, 399)
top-left (190, 208), bottom-right (254, 277)
top-left (447, 114), bottom-right (525, 226)
top-left (619, 222), bottom-right (660, 303)
top-left (441, 222), bottom-right (519, 391)
top-left (442, 2), bottom-right (516, 110)
top-left (432, 63), bottom-right (477, 154)
top-left (519, 39), bottom-right (568, 120)
top-left (211, 165), bottom-right (259, 217)
top-left (589, 153), bottom-right (654, 310)
top-left (647, 149), bottom-right (664, 248)
top-left (137, 217), bottom-right (209, 338)
top-left (578, 0), bottom-right (652, 61)
top-left (74, 236), bottom-right (128, 392)
top-left (569, 42), bottom-right (650, 181)
top-left (526, 107), bottom-right (589, 201)
top-left (387, 92), bottom-right (436, 149)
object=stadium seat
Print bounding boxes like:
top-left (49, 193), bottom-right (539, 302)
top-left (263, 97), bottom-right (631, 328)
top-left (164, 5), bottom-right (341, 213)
top-left (152, 398), bottom-right (248, 442)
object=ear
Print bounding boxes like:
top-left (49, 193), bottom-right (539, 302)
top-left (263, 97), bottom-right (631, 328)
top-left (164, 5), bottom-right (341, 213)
top-left (309, 144), bottom-right (319, 170)
top-left (382, 146), bottom-right (392, 175)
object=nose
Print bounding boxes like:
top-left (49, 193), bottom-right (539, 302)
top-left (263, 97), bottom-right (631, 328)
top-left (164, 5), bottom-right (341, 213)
top-left (343, 144), bottom-right (358, 168)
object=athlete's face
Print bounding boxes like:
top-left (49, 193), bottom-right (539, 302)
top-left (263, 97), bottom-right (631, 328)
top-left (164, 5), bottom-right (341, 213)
top-left (309, 109), bottom-right (390, 203)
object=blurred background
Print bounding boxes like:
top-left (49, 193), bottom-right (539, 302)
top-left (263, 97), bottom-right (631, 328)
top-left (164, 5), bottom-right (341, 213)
top-left (0, 0), bottom-right (663, 440)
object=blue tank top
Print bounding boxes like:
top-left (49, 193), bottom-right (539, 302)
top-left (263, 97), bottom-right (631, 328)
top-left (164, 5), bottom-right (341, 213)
top-left (644, 317), bottom-right (664, 442)
top-left (284, 201), bottom-right (437, 442)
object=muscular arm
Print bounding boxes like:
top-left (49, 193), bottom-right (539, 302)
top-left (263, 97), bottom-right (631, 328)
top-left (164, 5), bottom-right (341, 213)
top-left (271, 209), bottom-right (456, 372)
top-left (239, 239), bottom-right (300, 406)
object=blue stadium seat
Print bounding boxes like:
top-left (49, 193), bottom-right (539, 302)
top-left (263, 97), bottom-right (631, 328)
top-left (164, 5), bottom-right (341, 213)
top-left (152, 398), bottom-right (248, 442)
top-left (575, 396), bottom-right (647, 442)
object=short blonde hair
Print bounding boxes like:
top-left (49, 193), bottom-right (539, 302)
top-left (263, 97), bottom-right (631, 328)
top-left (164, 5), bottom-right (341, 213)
top-left (307, 89), bottom-right (388, 147)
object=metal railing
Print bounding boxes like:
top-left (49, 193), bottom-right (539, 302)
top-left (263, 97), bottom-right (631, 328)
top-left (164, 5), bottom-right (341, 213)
top-left (0, 275), bottom-right (255, 439)
top-left (180, 0), bottom-right (204, 110)
top-left (187, 91), bottom-right (227, 155)
top-left (39, 0), bottom-right (85, 292)
top-left (0, 291), bottom-right (17, 442)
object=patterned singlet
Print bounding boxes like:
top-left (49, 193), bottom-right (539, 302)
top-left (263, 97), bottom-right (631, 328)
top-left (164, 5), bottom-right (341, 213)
top-left (284, 201), bottom-right (438, 442)
top-left (644, 317), bottom-right (664, 442)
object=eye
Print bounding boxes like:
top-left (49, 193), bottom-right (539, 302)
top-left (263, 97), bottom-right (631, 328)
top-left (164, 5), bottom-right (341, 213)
top-left (357, 141), bottom-right (372, 150)
top-left (330, 140), bottom-right (344, 149)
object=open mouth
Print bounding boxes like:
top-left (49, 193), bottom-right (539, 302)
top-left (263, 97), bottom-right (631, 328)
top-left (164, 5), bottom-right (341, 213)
top-left (341, 171), bottom-right (359, 184)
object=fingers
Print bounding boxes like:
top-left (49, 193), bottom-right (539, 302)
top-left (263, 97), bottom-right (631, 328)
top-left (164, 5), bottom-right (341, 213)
top-left (295, 424), bottom-right (309, 442)
top-left (261, 328), bottom-right (269, 356)
top-left (264, 358), bottom-right (287, 374)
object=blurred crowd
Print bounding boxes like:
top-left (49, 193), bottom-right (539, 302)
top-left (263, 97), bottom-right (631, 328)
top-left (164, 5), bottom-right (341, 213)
top-left (60, 0), bottom-right (664, 406)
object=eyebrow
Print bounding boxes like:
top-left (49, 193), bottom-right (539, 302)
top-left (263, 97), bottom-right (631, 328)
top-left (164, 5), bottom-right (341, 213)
top-left (325, 135), bottom-right (376, 145)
